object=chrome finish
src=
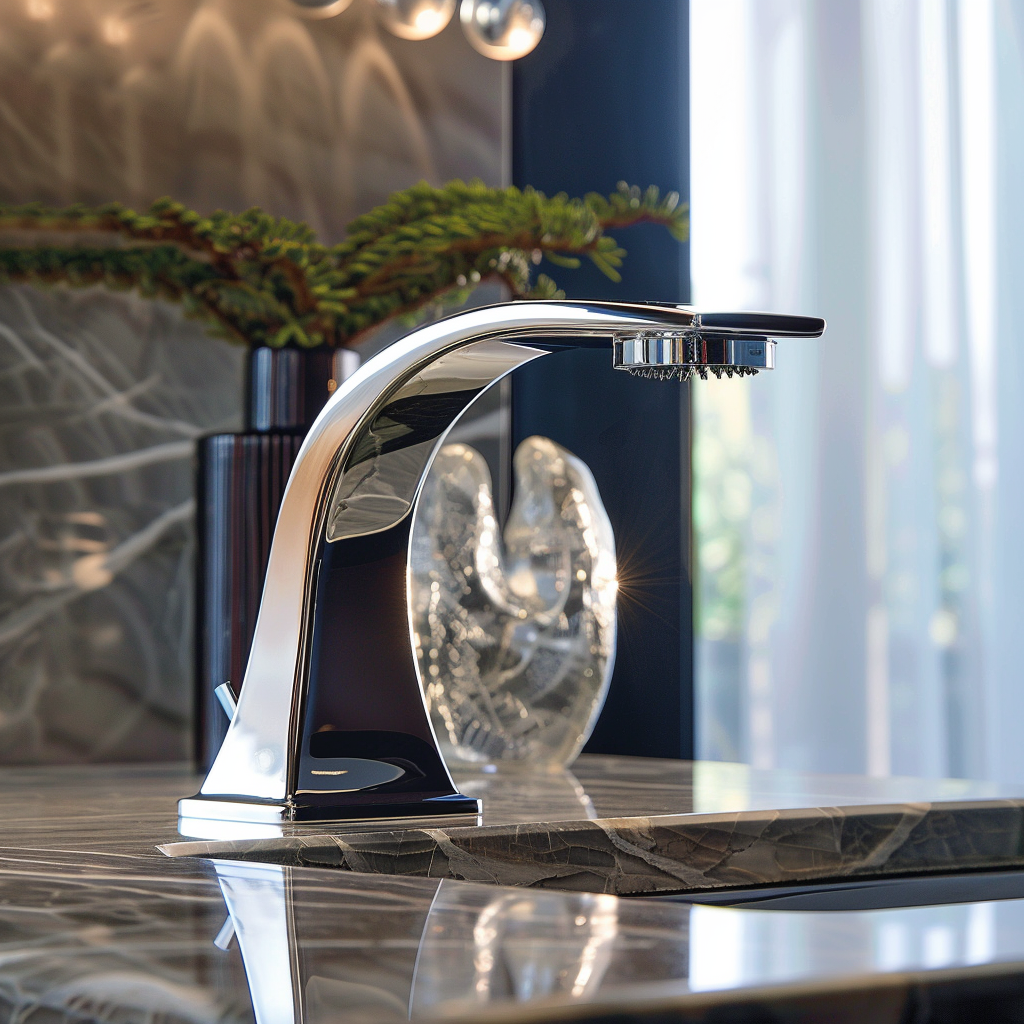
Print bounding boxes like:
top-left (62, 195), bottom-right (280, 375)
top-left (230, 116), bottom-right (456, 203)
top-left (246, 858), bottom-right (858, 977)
top-left (609, 311), bottom-right (819, 380)
top-left (613, 333), bottom-right (774, 380)
top-left (182, 300), bottom-right (824, 827)
top-left (212, 915), bottom-right (236, 952)
top-left (214, 682), bottom-right (238, 721)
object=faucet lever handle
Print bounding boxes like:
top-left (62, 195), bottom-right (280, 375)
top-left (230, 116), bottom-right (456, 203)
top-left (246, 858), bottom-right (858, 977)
top-left (214, 682), bottom-right (237, 722)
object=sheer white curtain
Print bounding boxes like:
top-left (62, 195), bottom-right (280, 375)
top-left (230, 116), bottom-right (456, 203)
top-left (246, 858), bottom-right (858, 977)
top-left (691, 0), bottom-right (1024, 781)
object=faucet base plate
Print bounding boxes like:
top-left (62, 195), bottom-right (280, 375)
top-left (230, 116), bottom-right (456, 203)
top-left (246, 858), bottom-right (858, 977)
top-left (177, 792), bottom-right (482, 829)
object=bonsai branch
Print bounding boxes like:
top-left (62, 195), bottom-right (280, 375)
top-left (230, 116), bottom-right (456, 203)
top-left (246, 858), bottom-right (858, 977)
top-left (0, 180), bottom-right (688, 350)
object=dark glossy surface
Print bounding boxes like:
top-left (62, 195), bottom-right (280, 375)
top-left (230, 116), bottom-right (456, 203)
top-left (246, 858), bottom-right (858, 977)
top-left (673, 870), bottom-right (1024, 911)
top-left (6, 760), bottom-right (1024, 1023)
top-left (248, 348), bottom-right (357, 433)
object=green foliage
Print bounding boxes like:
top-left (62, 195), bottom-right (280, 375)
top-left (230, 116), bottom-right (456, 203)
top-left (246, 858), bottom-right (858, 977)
top-left (0, 181), bottom-right (688, 349)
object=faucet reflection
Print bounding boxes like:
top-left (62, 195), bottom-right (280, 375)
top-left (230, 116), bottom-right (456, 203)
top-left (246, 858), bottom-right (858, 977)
top-left (209, 859), bottom-right (1024, 1024)
top-left (212, 861), bottom-right (635, 1024)
top-left (182, 300), bottom-right (824, 830)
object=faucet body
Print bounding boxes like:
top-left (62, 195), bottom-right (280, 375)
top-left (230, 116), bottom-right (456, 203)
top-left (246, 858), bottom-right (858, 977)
top-left (180, 300), bottom-right (824, 827)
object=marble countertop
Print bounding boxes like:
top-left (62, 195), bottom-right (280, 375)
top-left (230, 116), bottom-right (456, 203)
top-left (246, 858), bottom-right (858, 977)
top-left (4, 757), bottom-right (1024, 1023)
top-left (163, 754), bottom-right (1024, 898)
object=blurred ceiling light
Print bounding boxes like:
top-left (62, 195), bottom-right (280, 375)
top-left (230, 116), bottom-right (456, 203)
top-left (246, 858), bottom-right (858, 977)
top-left (286, 0), bottom-right (542, 59)
top-left (376, 0), bottom-right (456, 40)
top-left (287, 0), bottom-right (354, 19)
top-left (101, 14), bottom-right (130, 44)
top-left (26, 0), bottom-right (55, 20)
top-left (459, 0), bottom-right (545, 60)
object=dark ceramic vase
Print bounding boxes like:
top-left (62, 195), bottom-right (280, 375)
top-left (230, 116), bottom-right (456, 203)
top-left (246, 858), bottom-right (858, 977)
top-left (195, 346), bottom-right (359, 768)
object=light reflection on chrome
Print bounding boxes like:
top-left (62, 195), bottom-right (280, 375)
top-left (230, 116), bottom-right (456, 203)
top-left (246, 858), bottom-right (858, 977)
top-left (210, 863), bottom-right (627, 1024)
top-left (179, 819), bottom-right (285, 842)
top-left (214, 861), bottom-right (296, 1024)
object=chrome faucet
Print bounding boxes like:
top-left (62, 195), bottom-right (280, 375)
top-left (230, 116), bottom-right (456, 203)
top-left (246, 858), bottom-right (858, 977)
top-left (180, 300), bottom-right (824, 828)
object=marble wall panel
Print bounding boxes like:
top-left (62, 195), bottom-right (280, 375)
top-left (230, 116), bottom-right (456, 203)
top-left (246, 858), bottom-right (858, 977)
top-left (0, 0), bottom-right (504, 762)
top-left (0, 285), bottom-right (244, 761)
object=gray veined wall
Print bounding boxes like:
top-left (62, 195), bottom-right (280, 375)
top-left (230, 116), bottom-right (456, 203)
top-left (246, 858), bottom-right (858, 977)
top-left (0, 0), bottom-right (505, 762)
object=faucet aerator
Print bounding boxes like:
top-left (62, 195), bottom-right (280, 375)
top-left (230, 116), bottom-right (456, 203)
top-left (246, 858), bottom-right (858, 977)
top-left (612, 326), bottom-right (775, 382)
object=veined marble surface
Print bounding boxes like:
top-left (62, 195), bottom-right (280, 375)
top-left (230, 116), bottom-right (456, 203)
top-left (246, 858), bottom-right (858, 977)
top-left (0, 753), bottom-right (1009, 854)
top-left (6, 751), bottom-right (1024, 903)
top-left (0, 753), bottom-right (1016, 847)
top-left (5, 758), bottom-right (1024, 1022)
top-left (163, 754), bottom-right (1024, 898)
top-left (0, 286), bottom-right (244, 763)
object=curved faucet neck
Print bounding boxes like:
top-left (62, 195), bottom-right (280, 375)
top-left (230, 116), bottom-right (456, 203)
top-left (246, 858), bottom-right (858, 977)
top-left (181, 300), bottom-right (823, 828)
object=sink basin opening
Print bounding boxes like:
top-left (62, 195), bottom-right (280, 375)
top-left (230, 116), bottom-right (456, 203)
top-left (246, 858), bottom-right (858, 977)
top-left (654, 869), bottom-right (1024, 912)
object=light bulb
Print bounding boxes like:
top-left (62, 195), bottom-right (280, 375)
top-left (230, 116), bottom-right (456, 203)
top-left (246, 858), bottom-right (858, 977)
top-left (376, 0), bottom-right (456, 40)
top-left (26, 0), bottom-right (54, 20)
top-left (101, 14), bottom-right (130, 44)
top-left (459, 0), bottom-right (544, 61)
top-left (287, 0), bottom-right (354, 19)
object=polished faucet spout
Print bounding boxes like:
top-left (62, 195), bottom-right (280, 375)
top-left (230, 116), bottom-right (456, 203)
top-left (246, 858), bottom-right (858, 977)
top-left (179, 300), bottom-right (824, 828)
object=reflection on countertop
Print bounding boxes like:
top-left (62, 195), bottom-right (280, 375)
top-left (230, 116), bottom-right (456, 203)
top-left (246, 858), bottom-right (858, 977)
top-left (4, 843), bottom-right (1024, 1022)
top-left (214, 860), bottom-right (1024, 1024)
top-left (4, 757), bottom-right (1024, 1022)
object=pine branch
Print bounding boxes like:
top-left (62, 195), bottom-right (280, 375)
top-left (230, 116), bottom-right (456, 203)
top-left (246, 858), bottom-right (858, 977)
top-left (0, 180), bottom-right (688, 349)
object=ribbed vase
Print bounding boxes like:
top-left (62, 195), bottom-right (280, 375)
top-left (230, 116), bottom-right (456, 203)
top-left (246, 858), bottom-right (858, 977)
top-left (195, 347), bottom-right (359, 767)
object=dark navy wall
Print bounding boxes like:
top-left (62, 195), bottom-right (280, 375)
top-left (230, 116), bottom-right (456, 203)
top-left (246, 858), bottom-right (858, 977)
top-left (511, 0), bottom-right (693, 758)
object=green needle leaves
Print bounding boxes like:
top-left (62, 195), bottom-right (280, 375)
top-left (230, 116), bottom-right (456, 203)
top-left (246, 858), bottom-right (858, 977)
top-left (0, 180), bottom-right (688, 349)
